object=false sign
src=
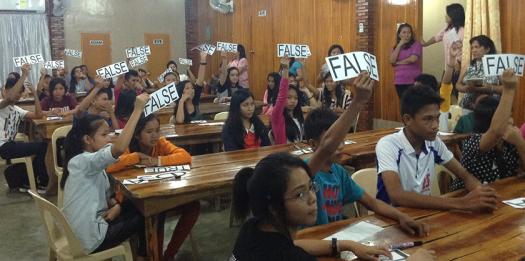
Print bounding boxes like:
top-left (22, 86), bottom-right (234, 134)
top-left (179, 58), bottom-right (193, 66)
top-left (125, 45), bottom-right (151, 58)
top-left (129, 55), bottom-right (148, 68)
top-left (64, 48), bottom-right (82, 58)
top-left (482, 54), bottom-right (525, 77)
top-left (325, 51), bottom-right (379, 81)
top-left (277, 44), bottom-right (311, 58)
top-left (13, 53), bottom-right (45, 67)
top-left (157, 68), bottom-right (173, 83)
top-left (44, 60), bottom-right (65, 70)
top-left (193, 44), bottom-right (216, 56)
top-left (216, 42), bottom-right (238, 53)
top-left (143, 82), bottom-right (180, 116)
top-left (96, 61), bottom-right (129, 79)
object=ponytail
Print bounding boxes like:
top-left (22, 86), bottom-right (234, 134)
top-left (232, 167), bottom-right (255, 223)
top-left (60, 114), bottom-right (106, 189)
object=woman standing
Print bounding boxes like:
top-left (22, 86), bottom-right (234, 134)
top-left (390, 23), bottom-right (422, 99)
top-left (228, 44), bottom-right (249, 88)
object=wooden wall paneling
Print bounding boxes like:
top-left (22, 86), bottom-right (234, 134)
top-left (500, 0), bottom-right (525, 125)
top-left (248, 0), bottom-right (273, 99)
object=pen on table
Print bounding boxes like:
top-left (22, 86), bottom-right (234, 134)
top-left (390, 241), bottom-right (422, 250)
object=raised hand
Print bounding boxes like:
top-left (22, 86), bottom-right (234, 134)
top-left (503, 125), bottom-right (524, 145)
top-left (352, 72), bottom-right (375, 103)
top-left (94, 75), bottom-right (105, 88)
top-left (21, 63), bottom-right (31, 76)
top-left (134, 93), bottom-right (150, 109)
top-left (199, 51), bottom-right (208, 62)
top-left (501, 69), bottom-right (518, 90)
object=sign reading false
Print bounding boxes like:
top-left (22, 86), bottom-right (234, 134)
top-left (179, 58), bottom-right (193, 66)
top-left (96, 61), bottom-right (129, 79)
top-left (325, 51), bottom-right (379, 81)
top-left (129, 55), bottom-right (148, 68)
top-left (277, 44), bottom-right (311, 58)
top-left (216, 42), bottom-right (238, 53)
top-left (13, 53), bottom-right (45, 67)
top-left (482, 54), bottom-right (525, 77)
top-left (125, 45), bottom-right (151, 58)
top-left (157, 68), bottom-right (173, 83)
top-left (193, 44), bottom-right (216, 56)
top-left (64, 48), bottom-right (82, 58)
top-left (44, 60), bottom-right (65, 70)
top-left (143, 82), bottom-right (179, 116)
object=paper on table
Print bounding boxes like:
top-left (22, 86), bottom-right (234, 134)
top-left (123, 178), bottom-right (149, 185)
top-left (323, 221), bottom-right (383, 242)
top-left (46, 116), bottom-right (63, 121)
top-left (144, 164), bottom-right (191, 173)
top-left (438, 132), bottom-right (454, 136)
top-left (198, 122), bottom-right (224, 126)
top-left (344, 140), bottom-right (356, 145)
top-left (191, 120), bottom-right (207, 124)
top-left (503, 197), bottom-right (525, 209)
top-left (341, 250), bottom-right (409, 261)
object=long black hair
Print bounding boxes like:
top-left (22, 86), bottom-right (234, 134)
top-left (129, 114), bottom-right (159, 153)
top-left (284, 85), bottom-right (304, 142)
top-left (173, 80), bottom-right (196, 124)
top-left (60, 114), bottom-right (107, 189)
top-left (69, 66), bottom-right (81, 94)
top-left (48, 78), bottom-right (68, 98)
top-left (473, 96), bottom-right (499, 133)
top-left (218, 67), bottom-right (242, 95)
top-left (469, 35), bottom-right (497, 65)
top-left (224, 89), bottom-right (268, 148)
top-left (237, 44), bottom-right (247, 59)
top-left (232, 152), bottom-right (313, 238)
top-left (446, 3), bottom-right (465, 33)
top-left (265, 72), bottom-right (281, 106)
top-left (321, 72), bottom-right (344, 109)
top-left (115, 88), bottom-right (136, 120)
top-left (395, 23), bottom-right (416, 50)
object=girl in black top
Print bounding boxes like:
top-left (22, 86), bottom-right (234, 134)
top-left (173, 52), bottom-right (207, 124)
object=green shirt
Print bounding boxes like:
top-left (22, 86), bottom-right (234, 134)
top-left (454, 113), bottom-right (475, 134)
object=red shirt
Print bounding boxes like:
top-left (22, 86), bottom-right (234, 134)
top-left (244, 128), bottom-right (261, 149)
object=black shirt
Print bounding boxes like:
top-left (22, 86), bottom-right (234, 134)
top-left (231, 218), bottom-right (316, 261)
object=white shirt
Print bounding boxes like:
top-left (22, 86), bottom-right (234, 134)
top-left (62, 145), bottom-right (118, 253)
top-left (375, 129), bottom-right (453, 204)
top-left (0, 102), bottom-right (28, 146)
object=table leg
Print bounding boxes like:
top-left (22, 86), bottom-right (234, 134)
top-left (145, 215), bottom-right (161, 261)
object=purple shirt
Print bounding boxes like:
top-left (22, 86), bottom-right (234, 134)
top-left (40, 94), bottom-right (78, 111)
top-left (393, 41), bottom-right (422, 85)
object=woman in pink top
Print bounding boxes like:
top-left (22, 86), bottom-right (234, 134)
top-left (390, 23), bottom-right (422, 99)
top-left (228, 44), bottom-right (249, 88)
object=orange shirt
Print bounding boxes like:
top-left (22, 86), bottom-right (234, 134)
top-left (106, 137), bottom-right (191, 173)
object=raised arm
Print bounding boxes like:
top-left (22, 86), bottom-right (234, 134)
top-left (307, 73), bottom-right (374, 175)
top-left (196, 51), bottom-right (207, 87)
top-left (218, 51), bottom-right (228, 86)
top-left (0, 64), bottom-right (30, 109)
top-left (74, 75), bottom-right (105, 118)
top-left (443, 41), bottom-right (462, 84)
top-left (479, 69), bottom-right (517, 152)
top-left (271, 58), bottom-right (290, 145)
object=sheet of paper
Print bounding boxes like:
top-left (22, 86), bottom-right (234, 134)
top-left (323, 221), bottom-right (383, 242)
top-left (198, 122), bottom-right (224, 126)
top-left (344, 140), bottom-right (356, 145)
top-left (503, 197), bottom-right (525, 209)
top-left (144, 164), bottom-right (191, 174)
top-left (438, 132), bottom-right (454, 136)
top-left (123, 179), bottom-right (149, 185)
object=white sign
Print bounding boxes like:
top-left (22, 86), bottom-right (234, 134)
top-left (157, 68), bottom-right (173, 83)
top-left (153, 39), bottom-right (164, 45)
top-left (13, 53), bottom-right (45, 67)
top-left (64, 48), bottom-right (82, 58)
top-left (44, 60), bottom-right (65, 70)
top-left (325, 51), bottom-right (379, 81)
top-left (277, 44), bottom-right (311, 58)
top-left (129, 55), bottom-right (148, 68)
top-left (216, 41), bottom-right (238, 53)
top-left (125, 45), bottom-right (151, 58)
top-left (193, 44), bottom-right (216, 56)
top-left (482, 54), bottom-right (525, 77)
top-left (143, 82), bottom-right (179, 116)
top-left (258, 10), bottom-right (267, 17)
top-left (179, 58), bottom-right (193, 66)
top-left (89, 40), bottom-right (104, 46)
top-left (96, 61), bottom-right (129, 79)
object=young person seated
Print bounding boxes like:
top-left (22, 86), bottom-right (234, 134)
top-left (230, 71), bottom-right (435, 260)
top-left (221, 89), bottom-right (270, 151)
top-left (36, 68), bottom-right (51, 101)
top-left (115, 70), bottom-right (140, 128)
top-left (74, 76), bottom-right (118, 129)
top-left (172, 51), bottom-right (207, 124)
top-left (69, 66), bottom-right (93, 95)
top-left (375, 85), bottom-right (498, 211)
top-left (215, 51), bottom-right (243, 103)
top-left (450, 69), bottom-right (525, 190)
top-left (106, 114), bottom-right (196, 259)
top-left (0, 64), bottom-right (48, 191)
top-left (261, 72), bottom-right (281, 116)
top-left (40, 78), bottom-right (78, 117)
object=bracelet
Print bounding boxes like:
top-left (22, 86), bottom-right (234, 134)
top-left (331, 238), bottom-right (339, 257)
top-left (200, 62), bottom-right (207, 65)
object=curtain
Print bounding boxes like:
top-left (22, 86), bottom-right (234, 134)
top-left (460, 0), bottom-right (501, 84)
top-left (0, 14), bottom-right (51, 86)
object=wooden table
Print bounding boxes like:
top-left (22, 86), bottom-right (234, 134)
top-left (297, 176), bottom-right (525, 260)
top-left (111, 129), bottom-right (469, 260)
top-left (200, 93), bottom-right (216, 103)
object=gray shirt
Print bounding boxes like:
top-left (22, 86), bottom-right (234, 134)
top-left (62, 145), bottom-right (118, 253)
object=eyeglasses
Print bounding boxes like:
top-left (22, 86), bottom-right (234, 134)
top-left (285, 181), bottom-right (319, 202)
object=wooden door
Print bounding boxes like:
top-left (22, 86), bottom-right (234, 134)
top-left (249, 0), bottom-right (272, 100)
top-left (80, 33), bottom-right (111, 76)
top-left (144, 33), bottom-right (171, 81)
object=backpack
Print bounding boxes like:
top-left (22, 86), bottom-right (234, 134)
top-left (3, 163), bottom-right (29, 190)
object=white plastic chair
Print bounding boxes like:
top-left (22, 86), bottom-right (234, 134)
top-left (213, 111), bottom-right (229, 121)
top-left (351, 168), bottom-right (377, 216)
top-left (28, 191), bottom-right (133, 261)
top-left (3, 133), bottom-right (38, 193)
top-left (51, 125), bottom-right (72, 207)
